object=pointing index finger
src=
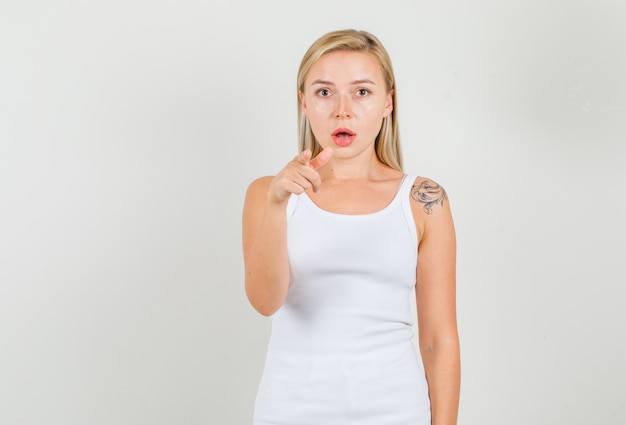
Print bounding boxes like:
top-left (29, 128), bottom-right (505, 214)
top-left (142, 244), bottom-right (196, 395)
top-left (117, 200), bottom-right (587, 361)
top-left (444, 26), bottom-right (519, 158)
top-left (309, 147), bottom-right (334, 170)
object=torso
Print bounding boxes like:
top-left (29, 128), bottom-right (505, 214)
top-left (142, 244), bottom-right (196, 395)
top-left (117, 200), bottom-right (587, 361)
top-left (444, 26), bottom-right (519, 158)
top-left (253, 171), bottom-right (432, 424)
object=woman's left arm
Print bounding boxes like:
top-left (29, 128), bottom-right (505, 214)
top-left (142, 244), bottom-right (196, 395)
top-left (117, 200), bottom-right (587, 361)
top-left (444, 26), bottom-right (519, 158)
top-left (411, 178), bottom-right (460, 425)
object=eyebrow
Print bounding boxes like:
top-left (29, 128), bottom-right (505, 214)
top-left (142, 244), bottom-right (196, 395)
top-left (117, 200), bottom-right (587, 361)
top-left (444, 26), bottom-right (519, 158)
top-left (310, 78), bottom-right (377, 86)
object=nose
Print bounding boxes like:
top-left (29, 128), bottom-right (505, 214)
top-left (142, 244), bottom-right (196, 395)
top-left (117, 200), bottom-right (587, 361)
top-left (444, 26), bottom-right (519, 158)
top-left (335, 94), bottom-right (351, 118)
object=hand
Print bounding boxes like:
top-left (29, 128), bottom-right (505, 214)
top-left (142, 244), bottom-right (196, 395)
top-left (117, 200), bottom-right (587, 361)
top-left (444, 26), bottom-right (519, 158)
top-left (267, 147), bottom-right (334, 205)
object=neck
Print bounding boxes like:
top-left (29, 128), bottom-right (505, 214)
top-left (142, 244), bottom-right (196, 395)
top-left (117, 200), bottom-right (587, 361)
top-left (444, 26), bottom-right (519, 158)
top-left (318, 150), bottom-right (387, 182)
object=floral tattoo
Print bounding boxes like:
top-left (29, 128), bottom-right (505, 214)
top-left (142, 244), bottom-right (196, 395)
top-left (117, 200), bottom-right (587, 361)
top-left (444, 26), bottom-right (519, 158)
top-left (411, 180), bottom-right (448, 215)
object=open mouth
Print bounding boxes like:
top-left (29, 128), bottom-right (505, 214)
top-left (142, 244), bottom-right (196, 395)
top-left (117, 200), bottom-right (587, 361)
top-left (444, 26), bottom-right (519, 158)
top-left (332, 128), bottom-right (356, 146)
top-left (332, 128), bottom-right (355, 138)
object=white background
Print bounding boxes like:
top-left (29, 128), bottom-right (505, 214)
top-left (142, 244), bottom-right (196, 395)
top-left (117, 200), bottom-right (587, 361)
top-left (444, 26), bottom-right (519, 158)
top-left (1, 0), bottom-right (625, 424)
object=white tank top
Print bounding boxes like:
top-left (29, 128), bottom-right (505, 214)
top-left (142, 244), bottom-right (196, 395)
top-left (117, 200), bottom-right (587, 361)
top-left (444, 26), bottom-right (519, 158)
top-left (267, 174), bottom-right (419, 360)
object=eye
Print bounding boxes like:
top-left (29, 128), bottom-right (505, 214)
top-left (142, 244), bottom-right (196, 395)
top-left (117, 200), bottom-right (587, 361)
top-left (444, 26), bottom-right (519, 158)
top-left (355, 88), bottom-right (370, 97)
top-left (316, 88), bottom-right (332, 97)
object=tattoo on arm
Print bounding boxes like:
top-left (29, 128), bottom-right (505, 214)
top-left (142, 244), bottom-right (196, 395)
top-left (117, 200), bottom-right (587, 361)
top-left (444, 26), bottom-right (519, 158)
top-left (411, 180), bottom-right (448, 215)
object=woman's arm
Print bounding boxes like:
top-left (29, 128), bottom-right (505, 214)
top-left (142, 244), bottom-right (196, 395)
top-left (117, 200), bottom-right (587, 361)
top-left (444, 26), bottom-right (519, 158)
top-left (411, 177), bottom-right (460, 425)
top-left (242, 176), bottom-right (290, 316)
top-left (242, 148), bottom-right (333, 316)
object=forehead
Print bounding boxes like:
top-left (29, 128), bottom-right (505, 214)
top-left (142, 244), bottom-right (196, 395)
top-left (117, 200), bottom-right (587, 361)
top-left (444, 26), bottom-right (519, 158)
top-left (305, 51), bottom-right (384, 85)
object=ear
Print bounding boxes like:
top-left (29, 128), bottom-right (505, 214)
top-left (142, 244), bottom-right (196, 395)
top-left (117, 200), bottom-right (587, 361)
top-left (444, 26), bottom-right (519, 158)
top-left (299, 91), bottom-right (308, 116)
top-left (382, 91), bottom-right (393, 117)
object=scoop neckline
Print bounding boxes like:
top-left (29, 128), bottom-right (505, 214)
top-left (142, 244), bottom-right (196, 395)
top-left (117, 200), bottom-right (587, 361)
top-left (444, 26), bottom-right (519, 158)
top-left (299, 174), bottom-right (408, 218)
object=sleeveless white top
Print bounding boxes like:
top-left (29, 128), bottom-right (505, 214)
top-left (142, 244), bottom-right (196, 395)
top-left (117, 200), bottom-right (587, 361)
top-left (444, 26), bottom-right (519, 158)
top-left (253, 174), bottom-right (431, 425)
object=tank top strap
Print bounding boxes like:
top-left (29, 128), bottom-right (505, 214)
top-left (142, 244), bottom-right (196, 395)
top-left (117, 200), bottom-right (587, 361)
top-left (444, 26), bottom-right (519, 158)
top-left (400, 173), bottom-right (420, 250)
top-left (399, 173), bottom-right (419, 196)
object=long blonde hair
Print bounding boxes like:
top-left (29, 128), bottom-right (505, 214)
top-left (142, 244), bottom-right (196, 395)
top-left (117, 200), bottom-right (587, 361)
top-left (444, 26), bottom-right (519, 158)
top-left (297, 29), bottom-right (402, 171)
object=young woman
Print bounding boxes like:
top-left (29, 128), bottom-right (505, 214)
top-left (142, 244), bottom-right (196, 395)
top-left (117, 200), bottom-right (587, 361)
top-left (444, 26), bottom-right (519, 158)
top-left (242, 29), bottom-right (459, 425)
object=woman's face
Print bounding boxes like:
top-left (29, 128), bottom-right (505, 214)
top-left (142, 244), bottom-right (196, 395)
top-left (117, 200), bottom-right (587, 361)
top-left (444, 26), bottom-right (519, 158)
top-left (300, 51), bottom-right (393, 158)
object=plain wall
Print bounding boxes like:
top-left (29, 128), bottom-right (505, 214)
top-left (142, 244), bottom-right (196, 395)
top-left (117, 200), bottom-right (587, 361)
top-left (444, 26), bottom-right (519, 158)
top-left (1, 0), bottom-right (624, 424)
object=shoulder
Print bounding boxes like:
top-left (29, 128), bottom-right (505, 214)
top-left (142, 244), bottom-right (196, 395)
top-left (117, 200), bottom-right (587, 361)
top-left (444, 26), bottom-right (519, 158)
top-left (243, 176), bottom-right (274, 213)
top-left (407, 175), bottom-right (453, 242)
top-left (247, 175), bottom-right (274, 190)
top-left (409, 176), bottom-right (449, 216)
top-left (245, 176), bottom-right (274, 198)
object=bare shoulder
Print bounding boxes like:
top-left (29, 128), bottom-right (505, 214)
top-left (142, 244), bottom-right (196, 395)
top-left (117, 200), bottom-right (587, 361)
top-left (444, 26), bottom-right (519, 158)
top-left (409, 176), bottom-right (454, 242)
top-left (410, 176), bottom-right (450, 216)
top-left (246, 175), bottom-right (274, 194)
top-left (244, 176), bottom-right (274, 204)
top-left (243, 176), bottom-right (273, 214)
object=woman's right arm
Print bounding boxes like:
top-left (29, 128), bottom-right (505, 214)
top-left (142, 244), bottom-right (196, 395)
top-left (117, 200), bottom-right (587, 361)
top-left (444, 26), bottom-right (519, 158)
top-left (242, 148), bottom-right (333, 316)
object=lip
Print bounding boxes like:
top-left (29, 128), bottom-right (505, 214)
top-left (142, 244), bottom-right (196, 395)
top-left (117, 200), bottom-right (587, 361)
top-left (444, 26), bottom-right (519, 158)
top-left (331, 127), bottom-right (356, 147)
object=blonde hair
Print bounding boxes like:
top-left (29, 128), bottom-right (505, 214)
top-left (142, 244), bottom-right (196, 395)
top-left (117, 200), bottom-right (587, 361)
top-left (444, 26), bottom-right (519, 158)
top-left (297, 29), bottom-right (402, 171)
